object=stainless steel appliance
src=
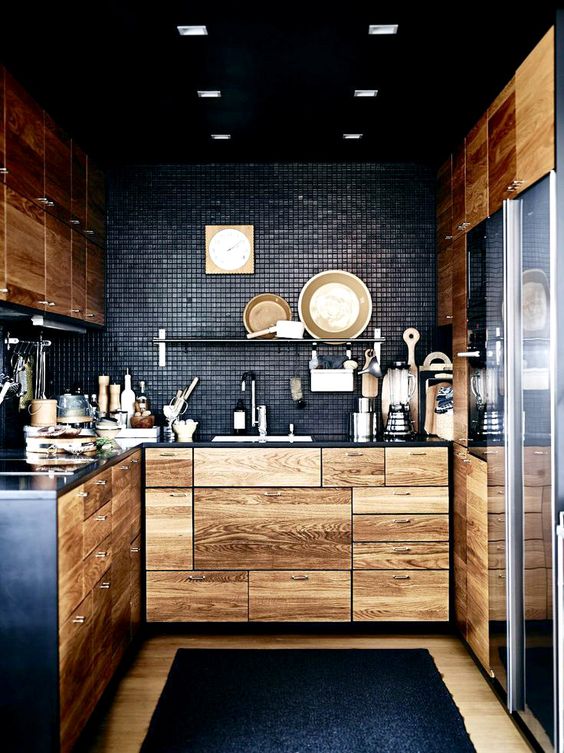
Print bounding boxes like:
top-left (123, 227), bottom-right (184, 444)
top-left (349, 397), bottom-right (380, 441)
top-left (383, 361), bottom-right (415, 440)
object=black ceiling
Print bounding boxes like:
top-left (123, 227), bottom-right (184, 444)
top-left (0, 2), bottom-right (560, 167)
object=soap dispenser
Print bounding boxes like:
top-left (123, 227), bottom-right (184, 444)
top-left (233, 399), bottom-right (246, 435)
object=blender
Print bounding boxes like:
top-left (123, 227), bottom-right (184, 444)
top-left (383, 361), bottom-right (416, 440)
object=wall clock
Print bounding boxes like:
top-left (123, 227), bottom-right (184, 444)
top-left (205, 225), bottom-right (254, 274)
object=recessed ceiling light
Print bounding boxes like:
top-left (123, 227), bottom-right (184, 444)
top-left (198, 90), bottom-right (222, 98)
top-left (368, 24), bottom-right (398, 35)
top-left (354, 89), bottom-right (378, 97)
top-left (343, 133), bottom-right (363, 140)
top-left (177, 25), bottom-right (208, 36)
top-left (211, 134), bottom-right (231, 140)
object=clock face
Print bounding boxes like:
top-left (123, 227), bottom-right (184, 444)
top-left (206, 226), bottom-right (254, 274)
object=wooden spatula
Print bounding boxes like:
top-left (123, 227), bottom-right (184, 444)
top-left (403, 327), bottom-right (420, 434)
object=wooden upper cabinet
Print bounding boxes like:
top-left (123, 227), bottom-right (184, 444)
top-left (488, 78), bottom-right (517, 214)
top-left (71, 141), bottom-right (87, 228)
top-left (465, 114), bottom-right (488, 230)
top-left (5, 186), bottom-right (45, 308)
top-left (86, 160), bottom-right (106, 246)
top-left (71, 230), bottom-right (86, 319)
top-left (436, 157), bottom-right (452, 253)
top-left (85, 242), bottom-right (105, 325)
top-left (437, 245), bottom-right (453, 326)
top-left (44, 112), bottom-right (72, 221)
top-left (5, 71), bottom-right (44, 203)
top-left (45, 214), bottom-right (72, 316)
top-left (451, 143), bottom-right (466, 236)
top-left (515, 27), bottom-right (555, 193)
top-left (0, 182), bottom-right (5, 300)
top-left (452, 234), bottom-right (468, 445)
top-left (0, 66), bottom-right (5, 179)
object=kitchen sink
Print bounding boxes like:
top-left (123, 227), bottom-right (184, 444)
top-left (211, 435), bottom-right (313, 443)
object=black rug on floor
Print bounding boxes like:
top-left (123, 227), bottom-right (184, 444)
top-left (140, 648), bottom-right (476, 753)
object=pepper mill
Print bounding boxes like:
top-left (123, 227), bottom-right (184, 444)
top-left (97, 375), bottom-right (110, 416)
top-left (109, 383), bottom-right (121, 414)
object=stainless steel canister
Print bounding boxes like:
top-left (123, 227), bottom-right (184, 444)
top-left (349, 412), bottom-right (380, 442)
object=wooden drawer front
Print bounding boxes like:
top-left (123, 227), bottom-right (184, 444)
top-left (524, 448), bottom-right (551, 486)
top-left (353, 487), bottom-right (448, 514)
top-left (488, 512), bottom-right (543, 542)
top-left (91, 571), bottom-right (113, 706)
top-left (353, 514), bottom-right (449, 543)
top-left (385, 448), bottom-right (448, 486)
top-left (146, 489), bottom-right (193, 570)
top-left (83, 535), bottom-right (111, 593)
top-left (353, 542), bottom-right (449, 570)
top-left (353, 570), bottom-right (449, 621)
top-left (321, 448), bottom-right (384, 487)
top-left (488, 486), bottom-right (543, 514)
top-left (83, 501), bottom-right (111, 558)
top-left (249, 571), bottom-right (351, 622)
top-left (145, 448), bottom-right (193, 488)
top-left (58, 485), bottom-right (86, 623)
top-left (488, 541), bottom-right (506, 570)
top-left (112, 458), bottom-right (138, 495)
top-left (146, 571), bottom-right (248, 622)
top-left (488, 570), bottom-right (506, 621)
top-left (194, 448), bottom-right (320, 487)
top-left (194, 488), bottom-right (351, 570)
top-left (82, 469), bottom-right (112, 519)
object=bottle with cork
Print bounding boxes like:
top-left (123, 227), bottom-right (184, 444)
top-left (120, 369), bottom-right (136, 427)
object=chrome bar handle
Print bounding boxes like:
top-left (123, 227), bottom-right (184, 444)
top-left (456, 351), bottom-right (481, 358)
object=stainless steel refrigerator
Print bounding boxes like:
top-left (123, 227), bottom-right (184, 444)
top-left (466, 173), bottom-right (557, 752)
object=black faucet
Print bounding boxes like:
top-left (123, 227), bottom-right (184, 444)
top-left (241, 371), bottom-right (257, 427)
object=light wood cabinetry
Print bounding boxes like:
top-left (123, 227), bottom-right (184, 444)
top-left (194, 447), bottom-right (321, 487)
top-left (354, 514), bottom-right (449, 542)
top-left (5, 71), bottom-right (44, 203)
top-left (437, 245), bottom-right (453, 326)
top-left (146, 489), bottom-right (193, 570)
top-left (465, 114), bottom-right (488, 230)
top-left (70, 230), bottom-right (86, 319)
top-left (146, 571), bottom-right (248, 622)
top-left (452, 235), bottom-right (468, 446)
top-left (353, 486), bottom-right (448, 514)
top-left (194, 487), bottom-right (351, 570)
top-left (249, 571), bottom-right (351, 622)
top-left (453, 447), bottom-right (469, 637)
top-left (145, 447), bottom-right (192, 487)
top-left (322, 447), bottom-right (384, 486)
top-left (466, 454), bottom-right (489, 670)
top-left (353, 571), bottom-right (449, 621)
top-left (451, 143), bottom-right (466, 237)
top-left (58, 450), bottom-right (142, 753)
top-left (385, 447), bottom-right (448, 486)
top-left (353, 542), bottom-right (449, 570)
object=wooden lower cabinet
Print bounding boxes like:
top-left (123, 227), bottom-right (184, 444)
top-left (146, 571), bottom-right (248, 622)
top-left (322, 448), bottom-right (384, 486)
top-left (194, 447), bottom-right (321, 487)
top-left (353, 571), bottom-right (449, 621)
top-left (145, 447), bottom-right (193, 487)
top-left (385, 447), bottom-right (448, 486)
top-left (146, 488), bottom-right (193, 569)
top-left (353, 542), bottom-right (449, 570)
top-left (466, 454), bottom-right (490, 670)
top-left (249, 571), bottom-right (351, 622)
top-left (353, 514), bottom-right (449, 542)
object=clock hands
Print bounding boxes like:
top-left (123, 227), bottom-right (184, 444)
top-left (224, 238), bottom-right (246, 253)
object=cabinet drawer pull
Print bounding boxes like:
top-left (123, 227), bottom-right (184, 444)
top-left (264, 491), bottom-right (282, 497)
top-left (95, 479), bottom-right (108, 485)
top-left (131, 458), bottom-right (140, 464)
top-left (130, 547), bottom-right (140, 553)
top-left (393, 491), bottom-right (411, 496)
top-left (345, 452), bottom-right (364, 457)
top-left (77, 491), bottom-right (89, 498)
top-left (94, 514), bottom-right (108, 521)
top-left (393, 575), bottom-right (411, 580)
top-left (70, 218), bottom-right (81, 225)
top-left (496, 545), bottom-right (504, 551)
top-left (188, 575), bottom-right (206, 581)
top-left (159, 452), bottom-right (176, 457)
top-left (95, 551), bottom-right (108, 558)
top-left (85, 229), bottom-right (95, 235)
top-left (0, 288), bottom-right (8, 293)
top-left (70, 308), bottom-right (82, 313)
top-left (445, 315), bottom-right (454, 319)
top-left (0, 167), bottom-right (9, 174)
top-left (497, 490), bottom-right (504, 495)
top-left (169, 492), bottom-right (190, 497)
top-left (393, 518), bottom-right (412, 524)
top-left (392, 546), bottom-right (411, 552)
top-left (85, 313), bottom-right (96, 318)
top-left (72, 615), bottom-right (86, 624)
top-left (99, 582), bottom-right (111, 589)
top-left (291, 575), bottom-right (309, 580)
top-left (533, 450), bottom-right (547, 456)
top-left (409, 451), bottom-right (427, 456)
top-left (499, 573), bottom-right (506, 579)
top-left (37, 300), bottom-right (50, 305)
top-left (120, 465), bottom-right (130, 470)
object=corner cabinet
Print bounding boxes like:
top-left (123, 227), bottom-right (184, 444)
top-left (145, 446), bottom-right (450, 624)
top-left (0, 64), bottom-right (106, 325)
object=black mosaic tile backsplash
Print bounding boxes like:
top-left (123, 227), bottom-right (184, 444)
top-left (3, 162), bottom-right (437, 442)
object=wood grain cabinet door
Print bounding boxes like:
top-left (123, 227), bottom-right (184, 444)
top-left (488, 78), bottom-right (517, 215)
top-left (451, 142), bottom-right (466, 237)
top-left (44, 112), bottom-right (71, 220)
top-left (353, 570), bottom-right (449, 621)
top-left (90, 570), bottom-right (113, 709)
top-left (71, 141), bottom-right (87, 227)
top-left (353, 542), bottom-right (449, 570)
top-left (130, 534), bottom-right (142, 638)
top-left (58, 485), bottom-right (86, 624)
top-left (322, 447), bottom-right (384, 486)
top-left (70, 230), bottom-right (86, 319)
top-left (5, 186), bottom-right (45, 308)
top-left (146, 489), bottom-right (193, 570)
top-left (436, 156), bottom-right (453, 253)
top-left (385, 447), bottom-right (448, 486)
top-left (465, 113), bottom-right (488, 230)
top-left (5, 71), bottom-right (44, 203)
top-left (86, 159), bottom-right (106, 244)
top-left (145, 448), bottom-right (193, 487)
top-left (194, 448), bottom-right (320, 487)
top-left (437, 245), bottom-right (453, 326)
top-left (45, 214), bottom-right (72, 316)
top-left (353, 514), bottom-right (449, 543)
top-left (353, 486), bottom-right (449, 514)
top-left (515, 27), bottom-right (554, 194)
top-left (249, 571), bottom-right (351, 622)
top-left (194, 487), bottom-right (351, 570)
top-left (466, 454), bottom-right (490, 671)
top-left (85, 241), bottom-right (105, 324)
top-left (146, 571), bottom-right (248, 622)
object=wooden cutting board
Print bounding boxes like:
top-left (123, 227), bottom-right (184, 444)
top-left (403, 327), bottom-right (420, 433)
top-left (361, 349), bottom-right (378, 397)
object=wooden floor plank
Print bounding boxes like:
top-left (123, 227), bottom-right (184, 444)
top-left (81, 633), bottom-right (532, 753)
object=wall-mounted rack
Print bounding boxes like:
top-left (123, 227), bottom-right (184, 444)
top-left (153, 328), bottom-right (385, 367)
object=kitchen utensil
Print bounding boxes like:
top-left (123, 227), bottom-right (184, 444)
top-left (95, 426), bottom-right (121, 440)
top-left (109, 383), bottom-right (121, 413)
top-left (421, 352), bottom-right (453, 373)
top-left (98, 375), bottom-right (110, 415)
top-left (358, 349), bottom-right (382, 378)
top-left (243, 293), bottom-right (292, 338)
top-left (356, 397), bottom-right (376, 412)
top-left (383, 361), bottom-right (416, 440)
top-left (246, 320), bottom-right (305, 339)
top-left (29, 399), bottom-right (57, 427)
top-left (342, 344), bottom-right (358, 370)
top-left (350, 412), bottom-right (380, 442)
top-left (130, 414), bottom-right (155, 429)
top-left (173, 419), bottom-right (198, 442)
top-left (298, 270), bottom-right (372, 342)
top-left (361, 349), bottom-right (378, 398)
top-left (182, 377), bottom-right (199, 403)
top-left (403, 327), bottom-right (420, 432)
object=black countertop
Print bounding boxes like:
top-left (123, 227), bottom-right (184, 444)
top-left (0, 436), bottom-right (451, 497)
